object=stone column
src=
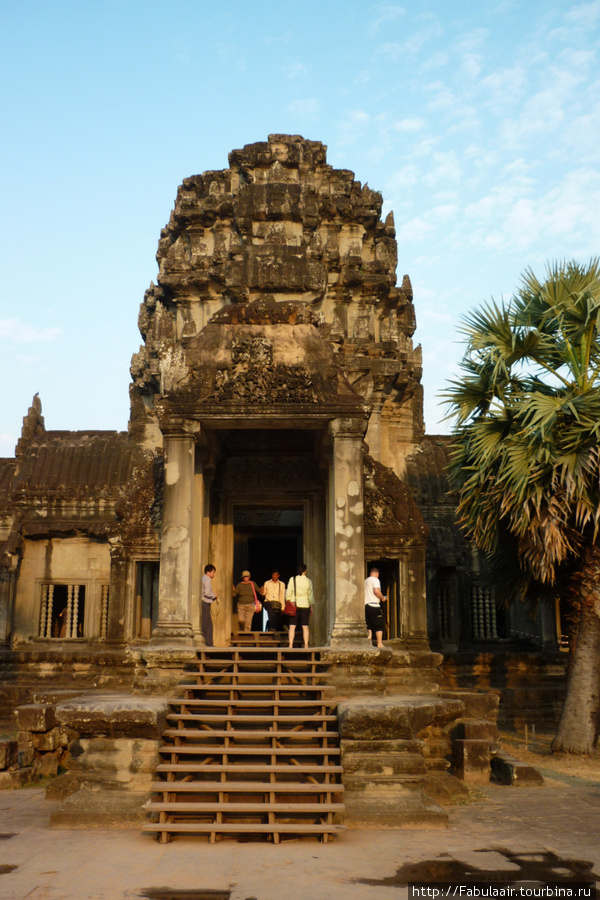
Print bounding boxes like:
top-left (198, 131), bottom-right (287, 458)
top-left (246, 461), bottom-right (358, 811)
top-left (190, 461), bottom-right (205, 644)
top-left (152, 430), bottom-right (196, 644)
top-left (106, 543), bottom-right (127, 644)
top-left (328, 417), bottom-right (371, 648)
top-left (404, 546), bottom-right (429, 648)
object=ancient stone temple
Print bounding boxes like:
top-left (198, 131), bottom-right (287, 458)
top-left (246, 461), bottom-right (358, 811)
top-left (127, 133), bottom-right (432, 654)
top-left (0, 135), bottom-right (564, 718)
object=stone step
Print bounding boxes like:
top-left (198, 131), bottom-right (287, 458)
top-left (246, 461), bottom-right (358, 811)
top-left (166, 713), bottom-right (337, 725)
top-left (162, 728), bottom-right (339, 741)
top-left (143, 822), bottom-right (345, 840)
top-left (146, 801), bottom-right (345, 814)
top-left (190, 675), bottom-right (330, 685)
top-left (201, 647), bottom-right (320, 658)
top-left (150, 781), bottom-right (344, 793)
top-left (158, 745), bottom-right (341, 757)
top-left (148, 646), bottom-right (343, 842)
top-left (169, 698), bottom-right (337, 710)
top-left (179, 682), bottom-right (335, 693)
top-left (156, 763), bottom-right (343, 776)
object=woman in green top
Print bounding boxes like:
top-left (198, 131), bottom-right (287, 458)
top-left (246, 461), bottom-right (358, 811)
top-left (285, 563), bottom-right (314, 649)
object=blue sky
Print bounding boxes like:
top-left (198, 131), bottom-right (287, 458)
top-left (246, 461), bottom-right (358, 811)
top-left (2, 0), bottom-right (600, 456)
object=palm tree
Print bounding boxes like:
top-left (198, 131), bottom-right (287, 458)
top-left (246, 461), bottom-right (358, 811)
top-left (444, 259), bottom-right (600, 753)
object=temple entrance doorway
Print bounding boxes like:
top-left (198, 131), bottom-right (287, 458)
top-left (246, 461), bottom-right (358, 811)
top-left (233, 508), bottom-right (303, 631)
top-left (367, 559), bottom-right (401, 642)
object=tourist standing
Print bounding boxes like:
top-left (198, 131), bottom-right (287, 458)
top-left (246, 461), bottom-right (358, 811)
top-left (285, 563), bottom-right (314, 649)
top-left (260, 569), bottom-right (286, 631)
top-left (364, 566), bottom-right (386, 648)
top-left (201, 564), bottom-right (218, 647)
top-left (233, 570), bottom-right (262, 632)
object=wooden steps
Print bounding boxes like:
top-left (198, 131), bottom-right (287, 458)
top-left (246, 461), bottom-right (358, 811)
top-left (143, 647), bottom-right (345, 843)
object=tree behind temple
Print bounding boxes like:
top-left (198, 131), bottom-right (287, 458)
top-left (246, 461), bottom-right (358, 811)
top-left (444, 259), bottom-right (600, 753)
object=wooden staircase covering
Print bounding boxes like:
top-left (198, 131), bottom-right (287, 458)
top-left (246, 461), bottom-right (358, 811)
top-left (143, 647), bottom-right (345, 843)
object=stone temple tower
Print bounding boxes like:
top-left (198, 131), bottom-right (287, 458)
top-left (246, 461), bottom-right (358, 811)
top-left (128, 134), bottom-right (429, 651)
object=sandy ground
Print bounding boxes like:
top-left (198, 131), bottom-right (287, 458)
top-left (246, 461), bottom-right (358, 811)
top-left (0, 761), bottom-right (599, 900)
top-left (498, 730), bottom-right (600, 784)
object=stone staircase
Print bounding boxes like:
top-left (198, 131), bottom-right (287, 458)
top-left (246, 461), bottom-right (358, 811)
top-left (143, 643), bottom-right (345, 843)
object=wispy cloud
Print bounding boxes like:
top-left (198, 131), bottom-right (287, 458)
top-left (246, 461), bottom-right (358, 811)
top-left (367, 5), bottom-right (405, 38)
top-left (282, 62), bottom-right (310, 81)
top-left (0, 319), bottom-right (62, 343)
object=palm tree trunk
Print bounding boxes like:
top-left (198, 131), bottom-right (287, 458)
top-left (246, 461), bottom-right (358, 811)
top-left (552, 602), bottom-right (600, 753)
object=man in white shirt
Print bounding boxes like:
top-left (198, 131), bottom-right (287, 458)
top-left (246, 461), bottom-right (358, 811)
top-left (260, 569), bottom-right (286, 631)
top-left (202, 564), bottom-right (218, 647)
top-left (364, 566), bottom-right (386, 649)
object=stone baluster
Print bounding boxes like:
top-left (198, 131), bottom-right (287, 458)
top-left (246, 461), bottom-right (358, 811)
top-left (100, 585), bottom-right (109, 639)
top-left (40, 584), bottom-right (48, 638)
top-left (46, 584), bottom-right (54, 638)
top-left (328, 417), bottom-right (371, 648)
top-left (490, 590), bottom-right (498, 640)
top-left (66, 585), bottom-right (74, 639)
top-left (71, 585), bottom-right (80, 638)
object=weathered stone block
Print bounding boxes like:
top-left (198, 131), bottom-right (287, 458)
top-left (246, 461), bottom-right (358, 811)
top-left (421, 771), bottom-right (470, 805)
top-left (69, 737), bottom-right (160, 788)
top-left (50, 787), bottom-right (150, 827)
top-left (451, 738), bottom-right (490, 784)
top-left (343, 787), bottom-right (447, 827)
top-left (11, 766), bottom-right (35, 786)
top-left (55, 693), bottom-right (169, 739)
top-left (0, 771), bottom-right (14, 789)
top-left (36, 751), bottom-right (60, 778)
top-left (451, 718), bottom-right (499, 742)
top-left (0, 740), bottom-right (18, 770)
top-left (491, 751), bottom-right (544, 786)
top-left (59, 726), bottom-right (79, 748)
top-left (441, 690), bottom-right (499, 721)
top-left (338, 696), bottom-right (464, 742)
top-left (32, 727), bottom-right (61, 752)
top-left (45, 772), bottom-right (81, 801)
top-left (15, 703), bottom-right (57, 733)
top-left (18, 746), bottom-right (35, 767)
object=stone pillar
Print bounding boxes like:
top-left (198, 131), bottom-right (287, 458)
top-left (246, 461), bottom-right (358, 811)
top-left (404, 546), bottom-right (429, 647)
top-left (106, 543), bottom-right (127, 644)
top-left (190, 461), bottom-right (205, 644)
top-left (328, 417), bottom-right (371, 648)
top-left (152, 431), bottom-right (195, 644)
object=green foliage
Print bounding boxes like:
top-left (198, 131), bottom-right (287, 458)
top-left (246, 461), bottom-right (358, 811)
top-left (444, 259), bottom-right (600, 586)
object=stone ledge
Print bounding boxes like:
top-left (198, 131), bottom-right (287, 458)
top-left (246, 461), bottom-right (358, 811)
top-left (491, 751), bottom-right (544, 786)
top-left (338, 695), bottom-right (465, 741)
top-left (55, 693), bottom-right (169, 739)
top-left (50, 787), bottom-right (150, 827)
top-left (343, 788), bottom-right (448, 827)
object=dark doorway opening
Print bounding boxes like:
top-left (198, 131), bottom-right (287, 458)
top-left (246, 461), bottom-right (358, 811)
top-left (234, 508), bottom-right (303, 631)
top-left (366, 559), bottom-right (401, 641)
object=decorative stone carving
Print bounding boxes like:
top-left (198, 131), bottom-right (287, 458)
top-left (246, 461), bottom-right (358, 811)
top-left (363, 454), bottom-right (428, 539)
top-left (211, 363), bottom-right (322, 404)
top-left (231, 335), bottom-right (272, 366)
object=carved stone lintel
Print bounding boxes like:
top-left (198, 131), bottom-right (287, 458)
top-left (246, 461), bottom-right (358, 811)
top-left (210, 364), bottom-right (322, 404)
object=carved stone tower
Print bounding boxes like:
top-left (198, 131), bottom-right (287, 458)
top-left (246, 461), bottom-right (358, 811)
top-left (129, 135), bottom-right (428, 649)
